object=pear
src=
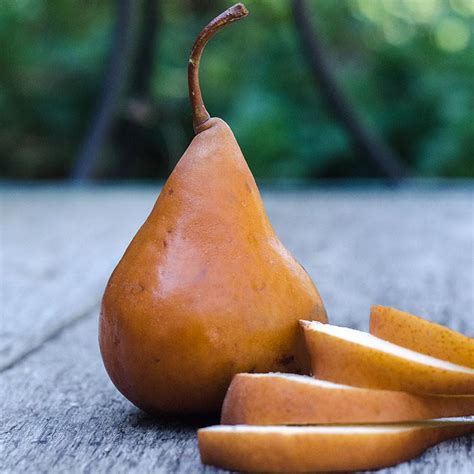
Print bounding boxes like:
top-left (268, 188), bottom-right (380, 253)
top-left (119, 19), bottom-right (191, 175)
top-left (301, 321), bottom-right (474, 394)
top-left (221, 373), bottom-right (474, 425)
top-left (370, 305), bottom-right (474, 368)
top-left (198, 421), bottom-right (474, 472)
top-left (99, 4), bottom-right (327, 415)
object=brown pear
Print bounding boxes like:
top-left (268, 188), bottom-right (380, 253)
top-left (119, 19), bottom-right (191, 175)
top-left (99, 4), bottom-right (327, 415)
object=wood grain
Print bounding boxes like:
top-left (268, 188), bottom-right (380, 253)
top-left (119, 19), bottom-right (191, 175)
top-left (0, 188), bottom-right (155, 370)
top-left (1, 185), bottom-right (473, 473)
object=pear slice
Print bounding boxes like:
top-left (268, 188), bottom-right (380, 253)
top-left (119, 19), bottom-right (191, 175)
top-left (198, 421), bottom-right (474, 472)
top-left (301, 321), bottom-right (474, 394)
top-left (370, 305), bottom-right (474, 368)
top-left (221, 373), bottom-right (474, 425)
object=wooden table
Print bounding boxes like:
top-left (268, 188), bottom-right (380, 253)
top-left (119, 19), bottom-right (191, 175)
top-left (1, 184), bottom-right (473, 473)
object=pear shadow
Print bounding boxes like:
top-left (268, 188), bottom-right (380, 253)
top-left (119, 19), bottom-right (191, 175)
top-left (122, 406), bottom-right (220, 432)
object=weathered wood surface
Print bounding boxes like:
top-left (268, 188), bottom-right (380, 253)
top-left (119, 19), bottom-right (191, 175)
top-left (1, 185), bottom-right (473, 473)
top-left (1, 188), bottom-right (154, 370)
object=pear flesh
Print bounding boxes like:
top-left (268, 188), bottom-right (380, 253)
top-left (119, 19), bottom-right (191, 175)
top-left (99, 119), bottom-right (327, 414)
top-left (302, 321), bottom-right (474, 395)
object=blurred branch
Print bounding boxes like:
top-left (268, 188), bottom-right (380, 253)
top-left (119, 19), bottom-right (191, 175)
top-left (291, 0), bottom-right (409, 179)
top-left (71, 0), bottom-right (142, 182)
top-left (131, 0), bottom-right (159, 98)
top-left (114, 0), bottom-right (167, 178)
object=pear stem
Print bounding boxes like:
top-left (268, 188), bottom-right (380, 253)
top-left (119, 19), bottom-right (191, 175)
top-left (188, 3), bottom-right (249, 134)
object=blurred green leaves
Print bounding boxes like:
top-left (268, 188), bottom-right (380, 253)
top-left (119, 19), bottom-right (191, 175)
top-left (0, 0), bottom-right (473, 179)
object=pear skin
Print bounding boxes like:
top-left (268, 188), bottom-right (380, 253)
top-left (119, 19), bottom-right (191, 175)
top-left (370, 305), bottom-right (474, 368)
top-left (99, 5), bottom-right (327, 415)
top-left (220, 373), bottom-right (474, 425)
top-left (100, 119), bottom-right (326, 414)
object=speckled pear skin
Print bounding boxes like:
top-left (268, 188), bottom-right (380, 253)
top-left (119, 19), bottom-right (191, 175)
top-left (220, 373), bottom-right (474, 425)
top-left (370, 305), bottom-right (474, 368)
top-left (99, 118), bottom-right (327, 415)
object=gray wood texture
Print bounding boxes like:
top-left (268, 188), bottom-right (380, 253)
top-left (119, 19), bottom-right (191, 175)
top-left (1, 185), bottom-right (473, 473)
top-left (1, 188), bottom-right (154, 370)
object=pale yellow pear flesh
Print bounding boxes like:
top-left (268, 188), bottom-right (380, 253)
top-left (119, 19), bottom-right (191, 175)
top-left (198, 422), bottom-right (474, 472)
top-left (99, 119), bottom-right (327, 415)
top-left (301, 321), bottom-right (474, 395)
top-left (370, 305), bottom-right (474, 368)
top-left (221, 373), bottom-right (474, 425)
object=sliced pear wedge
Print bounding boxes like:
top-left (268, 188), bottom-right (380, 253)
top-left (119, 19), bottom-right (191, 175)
top-left (301, 321), bottom-right (474, 394)
top-left (221, 373), bottom-right (474, 425)
top-left (199, 420), bottom-right (474, 472)
top-left (370, 305), bottom-right (474, 368)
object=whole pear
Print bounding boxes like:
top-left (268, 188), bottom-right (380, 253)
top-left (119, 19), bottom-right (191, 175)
top-left (99, 3), bottom-right (327, 415)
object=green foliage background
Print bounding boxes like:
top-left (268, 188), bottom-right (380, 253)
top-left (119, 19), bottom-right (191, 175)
top-left (1, 0), bottom-right (473, 179)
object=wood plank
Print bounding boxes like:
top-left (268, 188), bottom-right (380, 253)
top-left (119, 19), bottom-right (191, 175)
top-left (2, 187), bottom-right (472, 372)
top-left (0, 311), bottom-right (207, 473)
top-left (0, 311), bottom-right (472, 474)
top-left (1, 185), bottom-right (473, 472)
top-left (264, 187), bottom-right (474, 335)
top-left (1, 187), bottom-right (157, 370)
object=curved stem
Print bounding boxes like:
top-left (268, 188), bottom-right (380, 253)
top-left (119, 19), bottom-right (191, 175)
top-left (188, 3), bottom-right (248, 133)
